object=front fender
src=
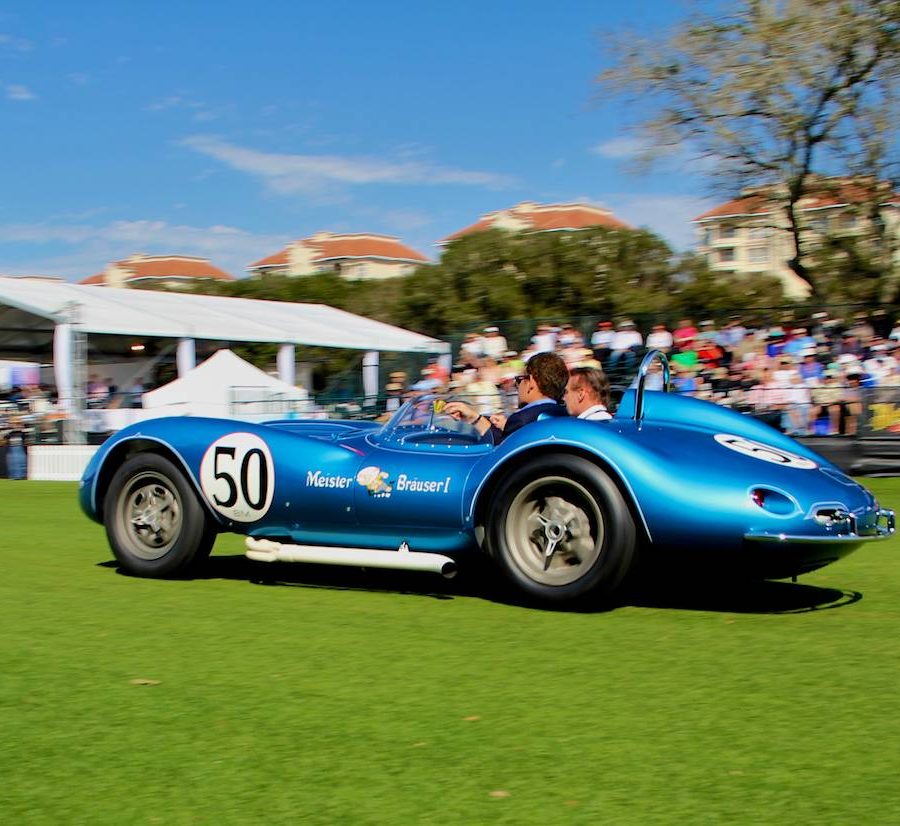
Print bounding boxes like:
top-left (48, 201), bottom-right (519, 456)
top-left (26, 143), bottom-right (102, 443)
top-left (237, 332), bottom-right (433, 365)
top-left (80, 420), bottom-right (238, 525)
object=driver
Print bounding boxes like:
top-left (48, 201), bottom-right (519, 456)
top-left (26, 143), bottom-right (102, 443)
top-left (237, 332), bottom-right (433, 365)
top-left (445, 352), bottom-right (569, 444)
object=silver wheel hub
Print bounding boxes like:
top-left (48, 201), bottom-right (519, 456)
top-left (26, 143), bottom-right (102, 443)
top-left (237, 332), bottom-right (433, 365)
top-left (505, 477), bottom-right (604, 586)
top-left (117, 474), bottom-right (182, 560)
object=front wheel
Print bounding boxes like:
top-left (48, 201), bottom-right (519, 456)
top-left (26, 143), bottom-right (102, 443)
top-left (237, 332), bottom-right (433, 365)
top-left (104, 453), bottom-right (213, 577)
top-left (487, 455), bottom-right (636, 604)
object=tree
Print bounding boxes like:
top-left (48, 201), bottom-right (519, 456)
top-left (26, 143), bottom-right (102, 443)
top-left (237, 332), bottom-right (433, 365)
top-left (394, 227), bottom-right (678, 340)
top-left (670, 252), bottom-right (786, 319)
top-left (597, 0), bottom-right (900, 298)
top-left (809, 230), bottom-right (890, 304)
top-left (394, 228), bottom-right (784, 345)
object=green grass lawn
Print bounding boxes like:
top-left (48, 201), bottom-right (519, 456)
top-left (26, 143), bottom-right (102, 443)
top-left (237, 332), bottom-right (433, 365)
top-left (1, 479), bottom-right (899, 825)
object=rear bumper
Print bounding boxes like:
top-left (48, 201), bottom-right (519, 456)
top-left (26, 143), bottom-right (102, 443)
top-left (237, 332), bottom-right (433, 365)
top-left (739, 509), bottom-right (894, 579)
top-left (744, 508), bottom-right (895, 545)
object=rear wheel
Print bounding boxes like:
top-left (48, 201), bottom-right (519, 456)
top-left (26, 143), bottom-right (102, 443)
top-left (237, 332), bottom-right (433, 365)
top-left (104, 453), bottom-right (213, 577)
top-left (487, 455), bottom-right (636, 604)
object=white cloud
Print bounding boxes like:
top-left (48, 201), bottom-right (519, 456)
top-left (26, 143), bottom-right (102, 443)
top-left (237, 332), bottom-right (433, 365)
top-left (591, 136), bottom-right (654, 160)
top-left (191, 108), bottom-right (220, 123)
top-left (68, 72), bottom-right (90, 86)
top-left (382, 209), bottom-right (433, 232)
top-left (354, 207), bottom-right (433, 233)
top-left (592, 135), bottom-right (721, 178)
top-left (0, 219), bottom-right (291, 281)
top-left (146, 95), bottom-right (193, 112)
top-left (6, 84), bottom-right (36, 101)
top-left (599, 193), bottom-right (716, 250)
top-left (181, 135), bottom-right (515, 195)
top-left (145, 96), bottom-right (234, 124)
top-left (0, 33), bottom-right (33, 52)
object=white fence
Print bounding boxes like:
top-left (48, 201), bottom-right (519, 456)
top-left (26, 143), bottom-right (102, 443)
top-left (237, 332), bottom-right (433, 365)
top-left (27, 445), bottom-right (99, 481)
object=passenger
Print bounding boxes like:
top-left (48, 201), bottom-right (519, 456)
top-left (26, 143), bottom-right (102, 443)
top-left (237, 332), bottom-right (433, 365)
top-left (564, 366), bottom-right (612, 421)
top-left (445, 352), bottom-right (569, 443)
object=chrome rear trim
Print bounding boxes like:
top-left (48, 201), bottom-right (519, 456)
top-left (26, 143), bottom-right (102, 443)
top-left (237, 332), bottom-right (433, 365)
top-left (745, 509), bottom-right (894, 544)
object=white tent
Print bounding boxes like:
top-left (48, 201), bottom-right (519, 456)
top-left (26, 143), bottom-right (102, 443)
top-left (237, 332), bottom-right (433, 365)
top-left (0, 275), bottom-right (449, 439)
top-left (142, 349), bottom-right (313, 419)
top-left (0, 276), bottom-right (447, 353)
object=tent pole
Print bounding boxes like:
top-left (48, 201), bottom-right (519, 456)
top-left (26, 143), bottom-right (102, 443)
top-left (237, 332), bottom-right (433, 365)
top-left (176, 338), bottom-right (196, 377)
top-left (362, 350), bottom-right (379, 407)
top-left (277, 344), bottom-right (295, 386)
top-left (55, 302), bottom-right (86, 445)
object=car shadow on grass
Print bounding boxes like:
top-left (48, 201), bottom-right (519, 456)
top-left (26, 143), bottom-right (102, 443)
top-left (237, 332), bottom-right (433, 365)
top-left (99, 555), bottom-right (863, 615)
top-left (97, 554), bottom-right (492, 599)
top-left (618, 572), bottom-right (862, 614)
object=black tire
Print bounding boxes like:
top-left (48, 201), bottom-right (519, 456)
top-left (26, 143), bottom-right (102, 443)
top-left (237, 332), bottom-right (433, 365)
top-left (487, 455), bottom-right (636, 603)
top-left (191, 527), bottom-right (218, 568)
top-left (103, 453), bottom-right (212, 577)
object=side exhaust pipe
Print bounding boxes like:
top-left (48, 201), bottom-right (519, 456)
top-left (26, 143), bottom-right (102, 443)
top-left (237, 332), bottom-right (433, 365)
top-left (245, 537), bottom-right (458, 579)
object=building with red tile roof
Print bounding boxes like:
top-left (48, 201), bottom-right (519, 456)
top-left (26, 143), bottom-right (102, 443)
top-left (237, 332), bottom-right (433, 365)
top-left (693, 178), bottom-right (900, 298)
top-left (248, 232), bottom-right (429, 280)
top-left (80, 254), bottom-right (235, 289)
top-left (440, 201), bottom-right (632, 244)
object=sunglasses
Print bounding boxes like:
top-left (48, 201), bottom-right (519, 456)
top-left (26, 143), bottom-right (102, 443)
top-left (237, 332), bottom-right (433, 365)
top-left (514, 374), bottom-right (530, 387)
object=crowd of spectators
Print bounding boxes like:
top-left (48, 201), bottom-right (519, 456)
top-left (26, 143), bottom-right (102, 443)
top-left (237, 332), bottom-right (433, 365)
top-left (4, 311), bottom-right (900, 468)
top-left (0, 374), bottom-right (148, 474)
top-left (431, 311), bottom-right (900, 437)
top-left (0, 383), bottom-right (62, 478)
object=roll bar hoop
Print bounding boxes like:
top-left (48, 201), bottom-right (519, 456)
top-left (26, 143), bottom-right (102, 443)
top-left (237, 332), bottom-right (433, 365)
top-left (633, 349), bottom-right (671, 422)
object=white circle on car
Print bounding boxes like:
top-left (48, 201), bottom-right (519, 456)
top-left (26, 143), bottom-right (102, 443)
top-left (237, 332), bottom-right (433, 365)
top-left (200, 433), bottom-right (275, 522)
top-left (714, 433), bottom-right (817, 470)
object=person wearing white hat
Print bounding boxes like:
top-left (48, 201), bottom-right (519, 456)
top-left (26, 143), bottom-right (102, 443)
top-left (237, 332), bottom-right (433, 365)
top-left (384, 381), bottom-right (404, 413)
top-left (590, 321), bottom-right (615, 364)
top-left (697, 319), bottom-right (718, 342)
top-left (531, 324), bottom-right (557, 355)
top-left (646, 322), bottom-right (673, 351)
top-left (481, 326), bottom-right (507, 359)
top-left (460, 332), bottom-right (484, 362)
top-left (608, 320), bottom-right (643, 372)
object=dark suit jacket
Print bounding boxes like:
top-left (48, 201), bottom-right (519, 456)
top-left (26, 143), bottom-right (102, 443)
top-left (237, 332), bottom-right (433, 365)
top-left (489, 400), bottom-right (568, 444)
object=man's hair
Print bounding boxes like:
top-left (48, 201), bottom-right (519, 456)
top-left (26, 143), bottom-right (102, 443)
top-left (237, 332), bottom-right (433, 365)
top-left (569, 366), bottom-right (610, 407)
top-left (526, 352), bottom-right (569, 401)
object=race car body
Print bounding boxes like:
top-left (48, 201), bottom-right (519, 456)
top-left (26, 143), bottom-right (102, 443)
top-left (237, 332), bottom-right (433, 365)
top-left (80, 352), bottom-right (894, 603)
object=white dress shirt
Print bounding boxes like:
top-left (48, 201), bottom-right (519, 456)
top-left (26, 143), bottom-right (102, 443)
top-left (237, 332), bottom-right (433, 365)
top-left (578, 404), bottom-right (612, 421)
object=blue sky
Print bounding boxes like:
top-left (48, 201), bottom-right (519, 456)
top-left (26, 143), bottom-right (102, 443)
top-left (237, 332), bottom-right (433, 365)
top-left (0, 0), bottom-right (714, 281)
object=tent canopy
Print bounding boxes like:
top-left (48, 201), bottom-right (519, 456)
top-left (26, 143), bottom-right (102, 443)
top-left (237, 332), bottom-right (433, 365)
top-left (0, 276), bottom-right (448, 356)
top-left (142, 349), bottom-right (310, 418)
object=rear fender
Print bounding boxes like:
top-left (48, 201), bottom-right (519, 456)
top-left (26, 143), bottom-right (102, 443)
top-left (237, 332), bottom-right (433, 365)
top-left (618, 389), bottom-right (833, 468)
top-left (467, 440), bottom-right (654, 545)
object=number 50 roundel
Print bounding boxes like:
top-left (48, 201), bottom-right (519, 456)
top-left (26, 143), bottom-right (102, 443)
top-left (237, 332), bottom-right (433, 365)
top-left (200, 433), bottom-right (275, 522)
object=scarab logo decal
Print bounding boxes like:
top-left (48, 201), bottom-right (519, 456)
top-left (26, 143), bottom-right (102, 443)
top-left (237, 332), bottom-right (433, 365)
top-left (714, 433), bottom-right (817, 470)
top-left (356, 466), bottom-right (393, 498)
top-left (200, 433), bottom-right (275, 522)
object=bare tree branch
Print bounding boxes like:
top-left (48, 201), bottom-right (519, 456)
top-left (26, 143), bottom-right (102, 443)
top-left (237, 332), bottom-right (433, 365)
top-left (596, 0), bottom-right (900, 298)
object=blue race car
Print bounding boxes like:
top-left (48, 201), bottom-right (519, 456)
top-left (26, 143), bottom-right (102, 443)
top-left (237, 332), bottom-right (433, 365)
top-left (79, 352), bottom-right (894, 604)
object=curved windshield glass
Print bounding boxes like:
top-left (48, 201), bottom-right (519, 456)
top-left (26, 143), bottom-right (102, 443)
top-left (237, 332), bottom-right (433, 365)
top-left (379, 394), bottom-right (491, 446)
